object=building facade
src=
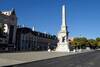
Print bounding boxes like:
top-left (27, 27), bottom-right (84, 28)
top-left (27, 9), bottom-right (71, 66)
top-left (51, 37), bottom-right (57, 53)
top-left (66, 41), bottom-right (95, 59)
top-left (0, 9), bottom-right (58, 52)
top-left (16, 27), bottom-right (58, 51)
top-left (0, 9), bottom-right (17, 51)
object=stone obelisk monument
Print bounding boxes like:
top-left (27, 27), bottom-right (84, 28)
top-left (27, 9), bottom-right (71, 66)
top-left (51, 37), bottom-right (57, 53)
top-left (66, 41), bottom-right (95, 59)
top-left (56, 4), bottom-right (70, 52)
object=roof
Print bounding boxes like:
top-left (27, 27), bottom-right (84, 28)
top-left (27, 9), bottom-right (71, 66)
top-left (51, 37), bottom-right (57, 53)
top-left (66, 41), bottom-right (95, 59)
top-left (0, 8), bottom-right (16, 16)
top-left (17, 27), bottom-right (58, 40)
top-left (17, 27), bottom-right (32, 34)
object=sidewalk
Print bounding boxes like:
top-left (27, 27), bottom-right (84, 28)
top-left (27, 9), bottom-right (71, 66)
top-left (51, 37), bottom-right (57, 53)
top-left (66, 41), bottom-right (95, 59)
top-left (0, 50), bottom-right (94, 66)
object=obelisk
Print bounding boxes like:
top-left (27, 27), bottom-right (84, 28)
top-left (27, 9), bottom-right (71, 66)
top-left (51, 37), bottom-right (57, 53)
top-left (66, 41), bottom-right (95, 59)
top-left (56, 4), bottom-right (70, 52)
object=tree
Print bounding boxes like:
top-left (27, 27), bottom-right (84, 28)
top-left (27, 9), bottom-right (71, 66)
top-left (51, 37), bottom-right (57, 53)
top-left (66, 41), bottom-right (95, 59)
top-left (97, 42), bottom-right (100, 48)
top-left (96, 37), bottom-right (100, 48)
top-left (88, 39), bottom-right (97, 49)
top-left (96, 37), bottom-right (100, 42)
top-left (70, 37), bottom-right (88, 49)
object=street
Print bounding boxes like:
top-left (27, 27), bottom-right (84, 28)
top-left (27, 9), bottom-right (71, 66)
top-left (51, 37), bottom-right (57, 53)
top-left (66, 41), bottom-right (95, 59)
top-left (14, 50), bottom-right (100, 67)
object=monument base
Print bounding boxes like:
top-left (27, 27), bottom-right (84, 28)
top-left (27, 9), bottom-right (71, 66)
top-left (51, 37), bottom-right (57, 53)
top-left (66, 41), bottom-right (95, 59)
top-left (55, 42), bottom-right (70, 52)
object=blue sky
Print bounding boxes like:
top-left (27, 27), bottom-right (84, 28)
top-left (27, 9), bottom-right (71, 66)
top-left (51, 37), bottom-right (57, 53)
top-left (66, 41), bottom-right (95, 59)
top-left (0, 0), bottom-right (100, 39)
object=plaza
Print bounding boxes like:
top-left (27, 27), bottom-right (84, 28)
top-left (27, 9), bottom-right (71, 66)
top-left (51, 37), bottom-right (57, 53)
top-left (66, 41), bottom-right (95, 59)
top-left (0, 50), bottom-right (92, 66)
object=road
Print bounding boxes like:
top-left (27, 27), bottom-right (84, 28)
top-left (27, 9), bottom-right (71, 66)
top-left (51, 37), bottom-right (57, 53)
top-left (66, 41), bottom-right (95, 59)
top-left (14, 50), bottom-right (100, 67)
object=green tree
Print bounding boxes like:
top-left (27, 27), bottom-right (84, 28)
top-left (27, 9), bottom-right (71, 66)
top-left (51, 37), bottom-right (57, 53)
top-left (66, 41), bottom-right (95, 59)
top-left (96, 37), bottom-right (100, 48)
top-left (88, 39), bottom-right (97, 49)
top-left (70, 37), bottom-right (88, 49)
top-left (96, 37), bottom-right (100, 42)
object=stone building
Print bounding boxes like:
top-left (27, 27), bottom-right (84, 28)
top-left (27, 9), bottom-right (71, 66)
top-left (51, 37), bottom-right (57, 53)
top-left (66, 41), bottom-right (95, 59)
top-left (0, 9), bottom-right (17, 51)
top-left (16, 27), bottom-right (58, 51)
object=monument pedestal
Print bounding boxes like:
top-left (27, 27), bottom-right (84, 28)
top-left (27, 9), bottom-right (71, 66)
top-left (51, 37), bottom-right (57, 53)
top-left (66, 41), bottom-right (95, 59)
top-left (56, 42), bottom-right (70, 52)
